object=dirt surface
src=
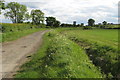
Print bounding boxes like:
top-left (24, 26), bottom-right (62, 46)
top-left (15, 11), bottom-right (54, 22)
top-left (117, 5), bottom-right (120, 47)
top-left (1, 30), bottom-right (49, 78)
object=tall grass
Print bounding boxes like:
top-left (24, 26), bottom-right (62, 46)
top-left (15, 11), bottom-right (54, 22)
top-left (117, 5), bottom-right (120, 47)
top-left (1, 23), bottom-right (35, 33)
top-left (15, 30), bottom-right (104, 78)
top-left (2, 28), bottom-right (46, 42)
top-left (1, 23), bottom-right (47, 42)
top-left (61, 28), bottom-right (119, 78)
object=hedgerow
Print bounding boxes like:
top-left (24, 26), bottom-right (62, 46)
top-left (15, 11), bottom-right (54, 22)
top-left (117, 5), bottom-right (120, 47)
top-left (1, 23), bottom-right (46, 42)
top-left (1, 23), bottom-right (37, 33)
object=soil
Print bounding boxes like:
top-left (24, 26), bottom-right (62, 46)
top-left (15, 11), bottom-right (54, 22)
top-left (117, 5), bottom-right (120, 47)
top-left (1, 30), bottom-right (49, 78)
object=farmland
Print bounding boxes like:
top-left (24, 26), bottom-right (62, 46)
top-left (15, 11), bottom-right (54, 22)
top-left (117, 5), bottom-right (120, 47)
top-left (14, 28), bottom-right (119, 78)
top-left (1, 23), bottom-right (46, 42)
top-left (15, 30), bottom-right (104, 78)
top-left (1, 0), bottom-right (119, 79)
top-left (62, 29), bottom-right (118, 49)
top-left (61, 28), bottom-right (119, 78)
top-left (1, 23), bottom-right (119, 78)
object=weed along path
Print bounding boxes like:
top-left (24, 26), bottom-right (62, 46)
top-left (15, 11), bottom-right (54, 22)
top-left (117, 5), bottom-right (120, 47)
top-left (2, 30), bottom-right (49, 78)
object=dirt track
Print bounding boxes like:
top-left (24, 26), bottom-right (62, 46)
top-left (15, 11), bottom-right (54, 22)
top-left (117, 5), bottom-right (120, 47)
top-left (1, 30), bottom-right (49, 78)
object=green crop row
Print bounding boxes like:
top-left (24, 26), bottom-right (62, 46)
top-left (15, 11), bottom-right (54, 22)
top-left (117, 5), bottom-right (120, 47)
top-left (15, 30), bottom-right (104, 78)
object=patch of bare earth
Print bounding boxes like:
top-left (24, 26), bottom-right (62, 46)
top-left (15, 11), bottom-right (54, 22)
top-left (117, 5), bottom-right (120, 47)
top-left (1, 30), bottom-right (49, 78)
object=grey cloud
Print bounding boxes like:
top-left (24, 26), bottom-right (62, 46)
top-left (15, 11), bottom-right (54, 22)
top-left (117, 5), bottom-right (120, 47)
top-left (2, 0), bottom-right (118, 24)
top-left (21, 2), bottom-right (42, 9)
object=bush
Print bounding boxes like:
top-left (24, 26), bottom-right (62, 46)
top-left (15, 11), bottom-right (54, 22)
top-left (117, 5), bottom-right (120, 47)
top-left (36, 24), bottom-right (46, 28)
top-left (83, 26), bottom-right (92, 30)
top-left (45, 26), bottom-right (51, 28)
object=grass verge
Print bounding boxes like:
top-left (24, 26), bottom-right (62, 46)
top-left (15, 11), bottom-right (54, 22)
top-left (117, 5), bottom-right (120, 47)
top-left (61, 29), bottom-right (119, 78)
top-left (15, 30), bottom-right (104, 78)
top-left (2, 28), bottom-right (46, 42)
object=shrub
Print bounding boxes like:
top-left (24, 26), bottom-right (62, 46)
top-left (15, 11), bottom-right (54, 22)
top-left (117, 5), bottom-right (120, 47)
top-left (83, 26), bottom-right (92, 30)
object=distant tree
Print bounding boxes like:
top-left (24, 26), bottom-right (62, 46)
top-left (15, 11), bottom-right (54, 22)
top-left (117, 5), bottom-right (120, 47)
top-left (46, 17), bottom-right (56, 27)
top-left (98, 23), bottom-right (102, 25)
top-left (102, 21), bottom-right (107, 25)
top-left (61, 23), bottom-right (76, 27)
top-left (31, 9), bottom-right (44, 25)
top-left (77, 24), bottom-right (80, 27)
top-left (110, 23), bottom-right (113, 25)
top-left (81, 23), bottom-right (84, 27)
top-left (61, 23), bottom-right (65, 27)
top-left (83, 26), bottom-right (92, 30)
top-left (73, 21), bottom-right (76, 27)
top-left (0, 0), bottom-right (5, 14)
top-left (4, 2), bottom-right (28, 23)
top-left (107, 23), bottom-right (111, 25)
top-left (46, 17), bottom-right (60, 27)
top-left (88, 19), bottom-right (95, 26)
top-left (54, 20), bottom-right (60, 27)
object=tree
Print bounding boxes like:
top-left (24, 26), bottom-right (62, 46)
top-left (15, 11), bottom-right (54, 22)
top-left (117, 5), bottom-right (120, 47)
top-left (24, 12), bottom-right (30, 21)
top-left (31, 9), bottom-right (44, 25)
top-left (4, 2), bottom-right (28, 23)
top-left (0, 0), bottom-right (5, 14)
top-left (102, 21), bottom-right (107, 25)
top-left (81, 23), bottom-right (84, 27)
top-left (54, 20), bottom-right (60, 27)
top-left (46, 17), bottom-right (60, 27)
top-left (73, 21), bottom-right (76, 27)
top-left (46, 17), bottom-right (56, 27)
top-left (88, 19), bottom-right (95, 26)
top-left (60, 23), bottom-right (73, 27)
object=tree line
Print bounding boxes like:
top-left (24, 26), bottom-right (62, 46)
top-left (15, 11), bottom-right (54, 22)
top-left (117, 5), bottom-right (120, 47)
top-left (0, 1), bottom-right (60, 27)
top-left (0, 1), bottom-right (116, 28)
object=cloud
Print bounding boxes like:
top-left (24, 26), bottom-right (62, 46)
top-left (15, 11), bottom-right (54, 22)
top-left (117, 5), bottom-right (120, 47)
top-left (2, 0), bottom-right (119, 24)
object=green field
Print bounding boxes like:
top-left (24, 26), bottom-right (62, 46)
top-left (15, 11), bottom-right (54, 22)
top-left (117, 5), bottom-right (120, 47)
top-left (61, 28), bottom-right (119, 77)
top-left (15, 30), bottom-right (104, 78)
top-left (63, 29), bottom-right (118, 49)
top-left (1, 24), bottom-right (119, 78)
top-left (2, 28), bottom-right (46, 42)
top-left (14, 28), bottom-right (119, 78)
top-left (1, 23), bottom-right (46, 42)
top-left (1, 1), bottom-right (119, 79)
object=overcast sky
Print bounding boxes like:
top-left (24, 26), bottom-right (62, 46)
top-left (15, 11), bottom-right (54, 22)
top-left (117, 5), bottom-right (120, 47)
top-left (1, 0), bottom-right (119, 24)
